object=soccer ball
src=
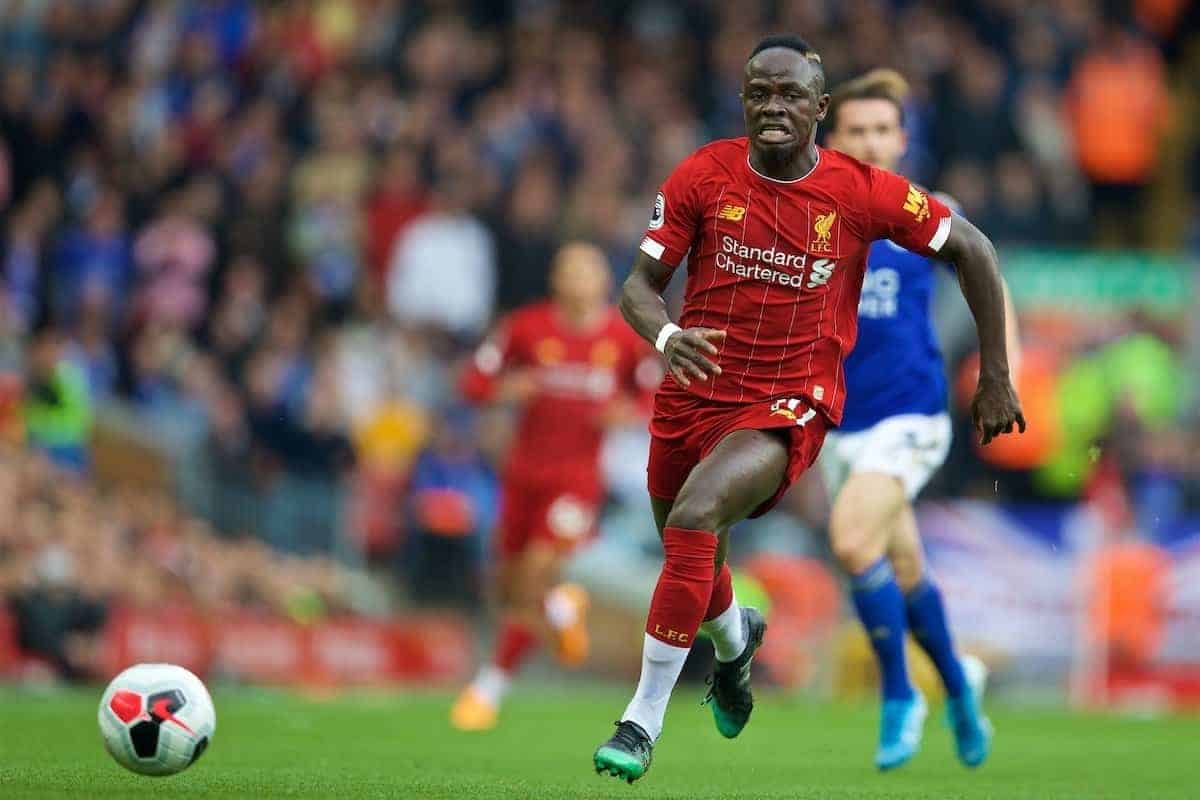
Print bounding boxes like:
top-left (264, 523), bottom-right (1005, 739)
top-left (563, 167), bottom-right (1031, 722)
top-left (98, 663), bottom-right (216, 776)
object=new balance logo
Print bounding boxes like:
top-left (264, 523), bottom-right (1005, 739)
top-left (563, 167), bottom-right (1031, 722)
top-left (717, 204), bottom-right (746, 221)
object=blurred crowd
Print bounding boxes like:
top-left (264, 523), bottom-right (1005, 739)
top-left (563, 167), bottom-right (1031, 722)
top-left (0, 0), bottom-right (1198, 650)
top-left (0, 444), bottom-right (350, 677)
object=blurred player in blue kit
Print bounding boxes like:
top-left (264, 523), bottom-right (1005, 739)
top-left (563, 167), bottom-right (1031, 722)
top-left (819, 69), bottom-right (1022, 771)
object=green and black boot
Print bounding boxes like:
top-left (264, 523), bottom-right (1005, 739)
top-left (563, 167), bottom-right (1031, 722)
top-left (593, 720), bottom-right (654, 784)
top-left (703, 606), bottom-right (767, 739)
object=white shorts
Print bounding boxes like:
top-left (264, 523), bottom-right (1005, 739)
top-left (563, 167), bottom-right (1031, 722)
top-left (819, 412), bottom-right (952, 500)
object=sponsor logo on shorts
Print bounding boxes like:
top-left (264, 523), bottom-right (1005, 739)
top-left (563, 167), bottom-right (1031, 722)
top-left (770, 397), bottom-right (818, 426)
top-left (547, 495), bottom-right (593, 541)
top-left (903, 431), bottom-right (942, 452)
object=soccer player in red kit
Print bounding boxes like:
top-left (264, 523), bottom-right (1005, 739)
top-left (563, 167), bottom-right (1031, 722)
top-left (451, 242), bottom-right (658, 731)
top-left (593, 35), bottom-right (1025, 783)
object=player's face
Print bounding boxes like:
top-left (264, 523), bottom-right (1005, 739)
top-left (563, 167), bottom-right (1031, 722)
top-left (826, 98), bottom-right (907, 171)
top-left (741, 49), bottom-right (829, 159)
top-left (552, 243), bottom-right (612, 311)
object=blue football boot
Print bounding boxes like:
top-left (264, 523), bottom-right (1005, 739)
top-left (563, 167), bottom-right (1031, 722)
top-left (947, 654), bottom-right (992, 768)
top-left (875, 691), bottom-right (927, 770)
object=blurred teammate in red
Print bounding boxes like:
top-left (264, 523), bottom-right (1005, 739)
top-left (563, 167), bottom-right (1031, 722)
top-left (593, 34), bottom-right (1024, 783)
top-left (451, 242), bottom-right (659, 731)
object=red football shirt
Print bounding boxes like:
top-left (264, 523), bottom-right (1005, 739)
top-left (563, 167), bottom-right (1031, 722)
top-left (461, 302), bottom-right (659, 487)
top-left (641, 138), bottom-right (952, 425)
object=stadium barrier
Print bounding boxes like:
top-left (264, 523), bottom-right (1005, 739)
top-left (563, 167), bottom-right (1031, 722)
top-left (0, 605), bottom-right (473, 686)
top-left (102, 607), bottom-right (473, 685)
top-left (918, 500), bottom-right (1200, 710)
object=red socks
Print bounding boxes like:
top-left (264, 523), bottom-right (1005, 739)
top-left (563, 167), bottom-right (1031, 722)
top-left (645, 527), bottom-right (719, 647)
top-left (705, 562), bottom-right (734, 621)
top-left (493, 618), bottom-right (538, 672)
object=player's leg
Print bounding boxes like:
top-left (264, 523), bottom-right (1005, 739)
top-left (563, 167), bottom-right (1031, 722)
top-left (890, 506), bottom-right (992, 767)
top-left (454, 486), bottom-right (601, 727)
top-left (828, 470), bottom-right (926, 769)
top-left (651, 497), bottom-right (748, 667)
top-left (451, 488), bottom-right (541, 731)
top-left (889, 504), bottom-right (963, 694)
top-left (529, 546), bottom-right (591, 667)
top-left (830, 471), bottom-right (918, 700)
top-left (653, 494), bottom-right (763, 737)
top-left (596, 430), bottom-right (787, 782)
top-left (530, 491), bottom-right (601, 666)
top-left (450, 555), bottom-right (539, 730)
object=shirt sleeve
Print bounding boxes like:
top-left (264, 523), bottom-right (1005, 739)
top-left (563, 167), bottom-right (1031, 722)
top-left (459, 314), bottom-right (522, 403)
top-left (930, 192), bottom-right (962, 273)
top-left (638, 152), bottom-right (704, 268)
top-left (864, 166), bottom-right (953, 257)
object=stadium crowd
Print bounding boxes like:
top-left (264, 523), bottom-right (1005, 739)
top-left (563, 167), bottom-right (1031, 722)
top-left (0, 442), bottom-right (351, 677)
top-left (1, 0), bottom-right (1199, 674)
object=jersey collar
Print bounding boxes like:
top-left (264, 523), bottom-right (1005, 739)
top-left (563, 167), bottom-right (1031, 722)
top-left (745, 146), bottom-right (821, 184)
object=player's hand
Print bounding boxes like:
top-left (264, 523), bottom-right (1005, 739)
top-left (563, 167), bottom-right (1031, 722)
top-left (971, 372), bottom-right (1026, 445)
top-left (663, 327), bottom-right (725, 387)
top-left (598, 396), bottom-right (640, 429)
top-left (497, 370), bottom-right (538, 403)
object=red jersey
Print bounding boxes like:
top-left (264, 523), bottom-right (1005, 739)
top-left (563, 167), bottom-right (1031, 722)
top-left (461, 302), bottom-right (659, 487)
top-left (641, 138), bottom-right (952, 425)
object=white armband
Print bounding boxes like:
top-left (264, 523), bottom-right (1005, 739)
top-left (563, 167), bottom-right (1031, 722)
top-left (655, 323), bottom-right (683, 354)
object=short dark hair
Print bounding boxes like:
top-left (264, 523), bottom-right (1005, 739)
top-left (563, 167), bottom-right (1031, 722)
top-left (749, 34), bottom-right (821, 63)
top-left (747, 34), bottom-right (825, 91)
top-left (826, 68), bottom-right (909, 132)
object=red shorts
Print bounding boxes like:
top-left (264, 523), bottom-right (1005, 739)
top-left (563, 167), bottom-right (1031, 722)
top-left (495, 478), bottom-right (603, 559)
top-left (647, 387), bottom-right (828, 518)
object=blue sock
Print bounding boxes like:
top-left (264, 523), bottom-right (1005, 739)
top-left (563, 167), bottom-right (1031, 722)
top-left (850, 558), bottom-right (914, 702)
top-left (905, 578), bottom-right (967, 698)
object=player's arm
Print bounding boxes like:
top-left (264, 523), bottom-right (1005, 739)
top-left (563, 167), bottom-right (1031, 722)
top-left (624, 154), bottom-right (725, 387)
top-left (937, 215), bottom-right (1025, 444)
top-left (934, 191), bottom-right (1022, 374)
top-left (619, 253), bottom-right (724, 387)
top-left (869, 171), bottom-right (1023, 444)
top-left (459, 318), bottom-right (537, 405)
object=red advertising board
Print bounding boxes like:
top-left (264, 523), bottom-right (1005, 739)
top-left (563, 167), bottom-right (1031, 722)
top-left (99, 608), bottom-right (472, 686)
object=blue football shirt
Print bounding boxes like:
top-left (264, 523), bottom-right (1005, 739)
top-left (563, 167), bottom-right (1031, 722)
top-left (839, 239), bottom-right (950, 432)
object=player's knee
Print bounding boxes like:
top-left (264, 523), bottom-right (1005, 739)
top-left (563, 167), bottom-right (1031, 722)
top-left (890, 550), bottom-right (924, 592)
top-left (829, 523), bottom-right (884, 575)
top-left (663, 490), bottom-right (725, 533)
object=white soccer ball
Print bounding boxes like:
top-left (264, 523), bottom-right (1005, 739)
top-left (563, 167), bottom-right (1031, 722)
top-left (97, 663), bottom-right (216, 776)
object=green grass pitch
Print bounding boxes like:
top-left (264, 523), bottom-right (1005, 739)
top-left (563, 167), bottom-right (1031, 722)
top-left (1, 685), bottom-right (1196, 799)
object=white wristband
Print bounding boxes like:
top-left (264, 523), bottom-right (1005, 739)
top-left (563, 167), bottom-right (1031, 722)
top-left (655, 323), bottom-right (683, 354)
